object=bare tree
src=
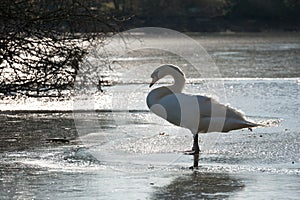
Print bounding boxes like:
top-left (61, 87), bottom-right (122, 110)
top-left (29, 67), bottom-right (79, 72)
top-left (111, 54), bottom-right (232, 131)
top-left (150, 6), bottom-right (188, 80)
top-left (0, 0), bottom-right (123, 97)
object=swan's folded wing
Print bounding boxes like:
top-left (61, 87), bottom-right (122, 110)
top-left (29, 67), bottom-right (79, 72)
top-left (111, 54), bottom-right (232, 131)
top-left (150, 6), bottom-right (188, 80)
top-left (160, 93), bottom-right (246, 120)
top-left (158, 93), bottom-right (248, 132)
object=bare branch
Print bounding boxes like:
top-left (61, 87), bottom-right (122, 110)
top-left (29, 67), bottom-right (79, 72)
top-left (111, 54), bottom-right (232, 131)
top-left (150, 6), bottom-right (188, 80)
top-left (0, 0), bottom-right (123, 97)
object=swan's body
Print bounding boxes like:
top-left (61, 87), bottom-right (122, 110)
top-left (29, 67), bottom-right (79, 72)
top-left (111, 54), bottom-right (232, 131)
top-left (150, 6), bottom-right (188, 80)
top-left (146, 64), bottom-right (259, 167)
top-left (147, 86), bottom-right (257, 133)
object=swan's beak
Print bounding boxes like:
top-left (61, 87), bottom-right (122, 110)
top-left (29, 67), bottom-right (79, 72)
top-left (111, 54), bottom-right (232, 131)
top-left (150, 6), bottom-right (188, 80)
top-left (149, 77), bottom-right (158, 88)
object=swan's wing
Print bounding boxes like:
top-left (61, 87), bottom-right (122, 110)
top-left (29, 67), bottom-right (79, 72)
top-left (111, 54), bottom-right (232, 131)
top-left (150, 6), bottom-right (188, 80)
top-left (202, 96), bottom-right (246, 120)
top-left (158, 93), bottom-right (248, 132)
top-left (161, 93), bottom-right (246, 120)
top-left (195, 95), bottom-right (258, 132)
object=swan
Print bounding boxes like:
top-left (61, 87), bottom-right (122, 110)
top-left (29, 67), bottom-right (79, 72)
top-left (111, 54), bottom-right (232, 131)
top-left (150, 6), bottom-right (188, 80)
top-left (146, 64), bottom-right (259, 168)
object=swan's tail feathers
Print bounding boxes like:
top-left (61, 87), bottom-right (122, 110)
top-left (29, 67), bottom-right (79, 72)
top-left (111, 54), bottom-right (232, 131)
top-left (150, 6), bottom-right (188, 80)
top-left (241, 120), bottom-right (268, 130)
top-left (221, 119), bottom-right (263, 132)
top-left (249, 120), bottom-right (271, 128)
top-left (243, 120), bottom-right (266, 132)
top-left (244, 120), bottom-right (262, 128)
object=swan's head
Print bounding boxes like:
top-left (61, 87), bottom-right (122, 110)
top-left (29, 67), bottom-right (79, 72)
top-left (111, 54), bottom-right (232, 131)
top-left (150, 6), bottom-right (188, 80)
top-left (149, 64), bottom-right (185, 87)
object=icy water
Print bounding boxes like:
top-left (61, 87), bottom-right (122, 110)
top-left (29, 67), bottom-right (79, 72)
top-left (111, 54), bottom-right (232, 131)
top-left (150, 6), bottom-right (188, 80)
top-left (1, 32), bottom-right (300, 199)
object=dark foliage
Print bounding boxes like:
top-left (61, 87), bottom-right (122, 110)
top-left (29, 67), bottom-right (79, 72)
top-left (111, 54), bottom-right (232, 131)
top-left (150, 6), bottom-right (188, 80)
top-left (116, 0), bottom-right (300, 31)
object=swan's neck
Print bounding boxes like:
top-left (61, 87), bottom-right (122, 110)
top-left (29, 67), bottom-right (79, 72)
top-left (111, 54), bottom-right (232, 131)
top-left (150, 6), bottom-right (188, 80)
top-left (146, 73), bottom-right (185, 108)
top-left (168, 73), bottom-right (185, 93)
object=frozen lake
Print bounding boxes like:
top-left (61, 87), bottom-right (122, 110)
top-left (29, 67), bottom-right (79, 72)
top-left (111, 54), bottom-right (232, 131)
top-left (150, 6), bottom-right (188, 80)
top-left (0, 32), bottom-right (299, 199)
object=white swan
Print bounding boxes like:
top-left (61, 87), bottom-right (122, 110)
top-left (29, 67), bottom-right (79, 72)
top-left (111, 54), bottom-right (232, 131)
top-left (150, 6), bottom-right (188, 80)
top-left (146, 64), bottom-right (259, 167)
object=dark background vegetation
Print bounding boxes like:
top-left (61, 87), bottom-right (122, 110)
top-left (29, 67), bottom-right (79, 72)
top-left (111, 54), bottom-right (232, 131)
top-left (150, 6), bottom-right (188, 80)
top-left (120, 0), bottom-right (300, 32)
top-left (1, 0), bottom-right (299, 96)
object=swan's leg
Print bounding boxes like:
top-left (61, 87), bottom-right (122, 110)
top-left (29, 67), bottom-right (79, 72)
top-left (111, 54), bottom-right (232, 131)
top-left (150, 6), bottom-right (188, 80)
top-left (193, 154), bottom-right (199, 168)
top-left (185, 134), bottom-right (200, 169)
top-left (181, 133), bottom-right (200, 169)
top-left (193, 133), bottom-right (200, 168)
top-left (184, 133), bottom-right (200, 155)
top-left (193, 133), bottom-right (200, 154)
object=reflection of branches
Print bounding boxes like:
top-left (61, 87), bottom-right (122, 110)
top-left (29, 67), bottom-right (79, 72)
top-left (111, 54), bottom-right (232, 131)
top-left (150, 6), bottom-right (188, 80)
top-left (0, 0), bottom-right (124, 97)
